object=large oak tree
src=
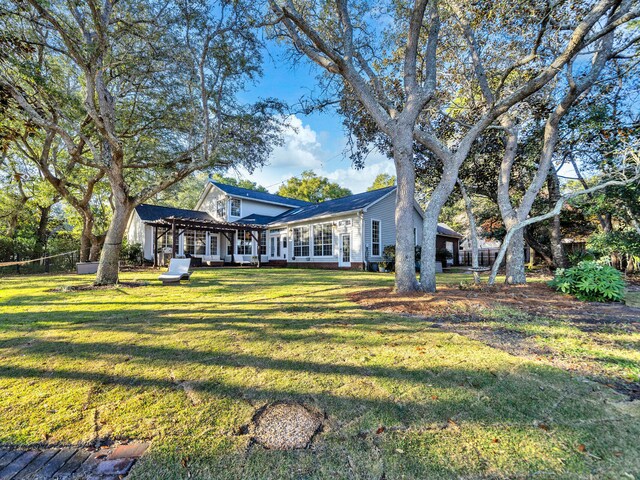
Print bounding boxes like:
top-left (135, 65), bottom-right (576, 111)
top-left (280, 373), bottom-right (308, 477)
top-left (1, 0), bottom-right (283, 284)
top-left (267, 0), bottom-right (639, 292)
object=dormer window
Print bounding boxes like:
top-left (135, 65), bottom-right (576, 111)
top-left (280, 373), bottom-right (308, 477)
top-left (230, 198), bottom-right (241, 217)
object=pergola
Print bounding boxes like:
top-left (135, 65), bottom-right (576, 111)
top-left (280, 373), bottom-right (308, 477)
top-left (144, 215), bottom-right (267, 267)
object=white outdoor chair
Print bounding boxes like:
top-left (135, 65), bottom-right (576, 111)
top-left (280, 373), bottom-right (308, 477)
top-left (158, 258), bottom-right (192, 285)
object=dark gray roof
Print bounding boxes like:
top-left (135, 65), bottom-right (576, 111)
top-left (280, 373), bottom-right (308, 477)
top-left (437, 223), bottom-right (463, 238)
top-left (135, 204), bottom-right (213, 222)
top-left (236, 214), bottom-right (276, 226)
top-left (211, 181), bottom-right (311, 207)
top-left (269, 186), bottom-right (396, 224)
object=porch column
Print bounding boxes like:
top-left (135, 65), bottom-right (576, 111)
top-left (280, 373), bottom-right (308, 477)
top-left (171, 219), bottom-right (178, 258)
top-left (153, 226), bottom-right (157, 268)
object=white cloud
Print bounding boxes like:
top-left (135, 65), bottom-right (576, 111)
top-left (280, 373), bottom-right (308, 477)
top-left (237, 116), bottom-right (395, 194)
top-left (319, 150), bottom-right (394, 193)
top-left (267, 115), bottom-right (323, 169)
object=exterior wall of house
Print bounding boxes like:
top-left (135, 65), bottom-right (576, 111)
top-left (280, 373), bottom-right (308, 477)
top-left (362, 192), bottom-right (424, 263)
top-left (198, 185), bottom-right (227, 221)
top-left (436, 235), bottom-right (460, 266)
top-left (268, 212), bottom-right (363, 268)
top-left (231, 198), bottom-right (292, 220)
top-left (198, 184), bottom-right (295, 222)
top-left (126, 211), bottom-right (155, 261)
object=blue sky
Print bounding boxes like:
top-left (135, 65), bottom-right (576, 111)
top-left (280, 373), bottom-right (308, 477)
top-left (232, 41), bottom-right (395, 194)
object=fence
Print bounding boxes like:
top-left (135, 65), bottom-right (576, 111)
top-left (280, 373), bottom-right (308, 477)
top-left (0, 251), bottom-right (79, 276)
top-left (458, 249), bottom-right (501, 267)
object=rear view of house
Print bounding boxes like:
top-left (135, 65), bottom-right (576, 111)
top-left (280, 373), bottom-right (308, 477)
top-left (127, 179), bottom-right (461, 270)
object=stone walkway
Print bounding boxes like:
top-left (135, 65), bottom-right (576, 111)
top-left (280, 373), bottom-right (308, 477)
top-left (0, 442), bottom-right (148, 480)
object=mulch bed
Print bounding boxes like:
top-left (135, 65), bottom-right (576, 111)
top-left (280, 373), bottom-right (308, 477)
top-left (350, 282), bottom-right (639, 324)
top-left (350, 282), bottom-right (640, 399)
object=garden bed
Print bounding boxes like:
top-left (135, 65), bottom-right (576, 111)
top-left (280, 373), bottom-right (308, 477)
top-left (351, 283), bottom-right (640, 399)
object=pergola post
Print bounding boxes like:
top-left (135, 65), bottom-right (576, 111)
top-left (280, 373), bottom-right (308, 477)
top-left (231, 231), bottom-right (235, 264)
top-left (153, 226), bottom-right (157, 268)
top-left (171, 219), bottom-right (178, 258)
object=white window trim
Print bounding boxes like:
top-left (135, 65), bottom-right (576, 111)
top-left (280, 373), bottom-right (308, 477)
top-left (371, 218), bottom-right (381, 257)
top-left (292, 226), bottom-right (310, 258)
top-left (236, 229), bottom-right (253, 256)
top-left (230, 198), bottom-right (242, 217)
top-left (313, 223), bottom-right (334, 257)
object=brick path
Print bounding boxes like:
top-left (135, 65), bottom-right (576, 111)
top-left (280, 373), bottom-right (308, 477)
top-left (0, 442), bottom-right (149, 480)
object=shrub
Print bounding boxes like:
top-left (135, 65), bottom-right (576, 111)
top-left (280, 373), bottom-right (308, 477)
top-left (549, 261), bottom-right (625, 302)
top-left (378, 245), bottom-right (422, 272)
top-left (120, 241), bottom-right (143, 265)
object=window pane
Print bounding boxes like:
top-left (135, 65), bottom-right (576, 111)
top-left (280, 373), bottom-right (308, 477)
top-left (293, 227), bottom-right (310, 257)
top-left (210, 235), bottom-right (218, 256)
top-left (313, 224), bottom-right (333, 256)
top-left (231, 199), bottom-right (241, 217)
top-left (259, 231), bottom-right (267, 255)
top-left (372, 220), bottom-right (380, 256)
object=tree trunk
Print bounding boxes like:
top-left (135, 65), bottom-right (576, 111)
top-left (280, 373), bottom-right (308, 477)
top-left (547, 168), bottom-right (566, 268)
top-left (89, 234), bottom-right (104, 262)
top-left (33, 204), bottom-right (51, 258)
top-left (95, 201), bottom-right (132, 285)
top-left (458, 180), bottom-right (479, 283)
top-left (523, 226), bottom-right (553, 266)
top-left (79, 216), bottom-right (95, 262)
top-left (393, 134), bottom-right (419, 293)
top-left (420, 163), bottom-right (460, 292)
top-left (505, 227), bottom-right (526, 284)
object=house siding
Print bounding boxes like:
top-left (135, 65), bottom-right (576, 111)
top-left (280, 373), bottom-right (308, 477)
top-left (198, 185), bottom-right (292, 222)
top-left (363, 192), bottom-right (424, 263)
top-left (272, 212), bottom-right (363, 267)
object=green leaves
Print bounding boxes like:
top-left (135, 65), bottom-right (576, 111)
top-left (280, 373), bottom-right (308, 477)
top-left (549, 261), bottom-right (626, 303)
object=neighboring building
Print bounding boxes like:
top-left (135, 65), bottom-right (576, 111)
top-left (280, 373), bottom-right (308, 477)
top-left (127, 180), bottom-right (462, 270)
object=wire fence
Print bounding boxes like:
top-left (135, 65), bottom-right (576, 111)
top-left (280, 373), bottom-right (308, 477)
top-left (0, 251), bottom-right (80, 276)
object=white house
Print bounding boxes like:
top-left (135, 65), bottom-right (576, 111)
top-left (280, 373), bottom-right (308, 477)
top-left (127, 180), bottom-right (461, 270)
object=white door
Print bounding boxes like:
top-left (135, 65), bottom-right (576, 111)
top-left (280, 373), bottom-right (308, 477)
top-left (339, 234), bottom-right (351, 267)
top-left (270, 233), bottom-right (285, 259)
top-left (445, 241), bottom-right (454, 266)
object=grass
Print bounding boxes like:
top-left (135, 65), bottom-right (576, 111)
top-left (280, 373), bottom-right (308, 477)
top-left (0, 268), bottom-right (638, 479)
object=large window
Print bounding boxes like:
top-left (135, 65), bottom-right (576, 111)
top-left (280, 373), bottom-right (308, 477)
top-left (371, 220), bottom-right (381, 256)
top-left (209, 235), bottom-right (218, 256)
top-left (230, 198), bottom-right (241, 217)
top-left (184, 230), bottom-right (206, 256)
top-left (157, 231), bottom-right (173, 253)
top-left (237, 230), bottom-right (253, 255)
top-left (313, 224), bottom-right (333, 256)
top-left (259, 231), bottom-right (267, 255)
top-left (293, 227), bottom-right (310, 257)
top-left (216, 199), bottom-right (226, 217)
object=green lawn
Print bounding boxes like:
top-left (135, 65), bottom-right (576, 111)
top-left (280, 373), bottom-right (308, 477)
top-left (0, 268), bottom-right (638, 479)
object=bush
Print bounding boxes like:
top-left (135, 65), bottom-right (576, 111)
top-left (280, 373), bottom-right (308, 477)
top-left (549, 261), bottom-right (625, 302)
top-left (378, 245), bottom-right (422, 272)
top-left (120, 241), bottom-right (143, 265)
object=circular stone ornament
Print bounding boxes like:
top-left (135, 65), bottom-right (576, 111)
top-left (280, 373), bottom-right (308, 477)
top-left (253, 402), bottom-right (323, 450)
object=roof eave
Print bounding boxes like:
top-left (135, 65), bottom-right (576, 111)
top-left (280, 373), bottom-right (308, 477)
top-left (268, 208), bottom-right (362, 227)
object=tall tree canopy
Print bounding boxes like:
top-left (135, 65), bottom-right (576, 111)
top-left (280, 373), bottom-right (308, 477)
top-left (267, 0), bottom-right (639, 292)
top-left (277, 170), bottom-right (352, 202)
top-left (1, 0), bottom-right (284, 284)
top-left (367, 174), bottom-right (396, 191)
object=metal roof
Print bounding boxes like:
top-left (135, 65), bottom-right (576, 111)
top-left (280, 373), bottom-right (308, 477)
top-left (269, 186), bottom-right (396, 224)
top-left (236, 214), bottom-right (277, 226)
top-left (437, 223), bottom-right (463, 238)
top-left (135, 204), bottom-right (213, 222)
top-left (210, 181), bottom-right (311, 208)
